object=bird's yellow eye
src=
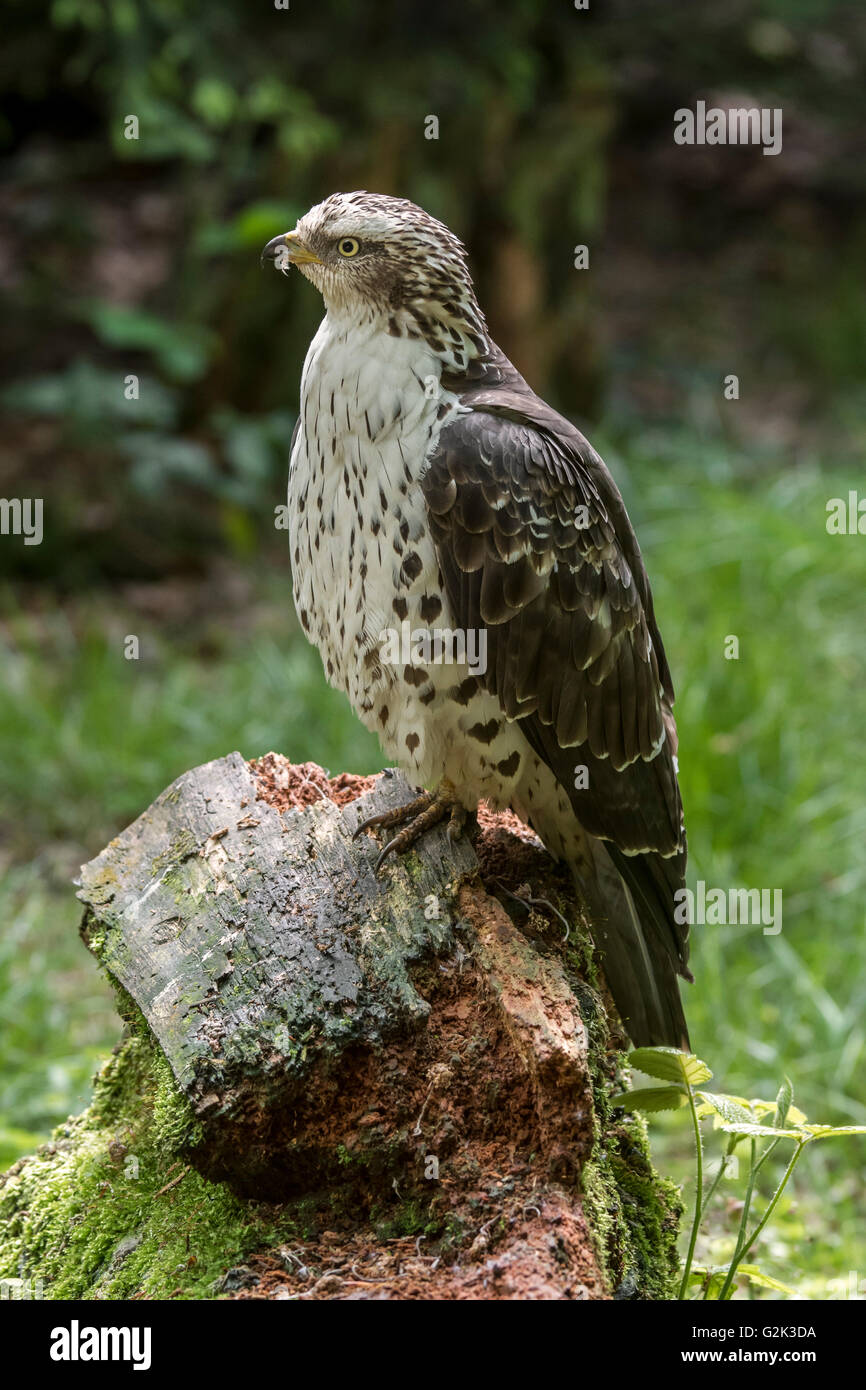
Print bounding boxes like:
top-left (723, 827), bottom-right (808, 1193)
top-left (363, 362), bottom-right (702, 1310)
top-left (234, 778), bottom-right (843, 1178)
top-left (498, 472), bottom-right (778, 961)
top-left (337, 237), bottom-right (360, 257)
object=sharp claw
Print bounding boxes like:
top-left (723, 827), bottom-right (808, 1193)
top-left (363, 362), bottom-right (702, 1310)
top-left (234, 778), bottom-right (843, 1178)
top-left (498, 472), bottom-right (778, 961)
top-left (356, 783), bottom-right (468, 872)
top-left (353, 809), bottom-right (393, 839)
top-left (353, 790), bottom-right (434, 842)
top-left (375, 837), bottom-right (402, 872)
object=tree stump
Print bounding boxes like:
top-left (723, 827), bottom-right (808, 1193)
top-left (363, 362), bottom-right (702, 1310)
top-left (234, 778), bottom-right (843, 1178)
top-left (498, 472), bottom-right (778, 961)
top-left (0, 753), bottom-right (681, 1301)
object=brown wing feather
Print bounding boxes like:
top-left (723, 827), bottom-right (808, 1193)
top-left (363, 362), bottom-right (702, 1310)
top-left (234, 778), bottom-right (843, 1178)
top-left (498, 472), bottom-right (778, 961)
top-left (426, 350), bottom-right (691, 1045)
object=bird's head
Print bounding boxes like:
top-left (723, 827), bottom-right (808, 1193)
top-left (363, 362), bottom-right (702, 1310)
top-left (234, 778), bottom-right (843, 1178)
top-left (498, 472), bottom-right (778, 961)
top-left (261, 191), bottom-right (489, 369)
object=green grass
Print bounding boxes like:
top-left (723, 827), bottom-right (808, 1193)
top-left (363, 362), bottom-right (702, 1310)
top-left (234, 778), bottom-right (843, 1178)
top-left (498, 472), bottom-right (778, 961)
top-left (604, 433), bottom-right (866, 1296)
top-left (1, 435), bottom-right (864, 1292)
top-left (611, 438), bottom-right (866, 1121)
top-left (0, 863), bottom-right (120, 1170)
top-left (0, 585), bottom-right (381, 853)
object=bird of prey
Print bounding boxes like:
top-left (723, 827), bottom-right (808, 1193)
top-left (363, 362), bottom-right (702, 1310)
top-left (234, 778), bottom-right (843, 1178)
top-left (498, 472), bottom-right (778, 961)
top-left (262, 191), bottom-right (692, 1048)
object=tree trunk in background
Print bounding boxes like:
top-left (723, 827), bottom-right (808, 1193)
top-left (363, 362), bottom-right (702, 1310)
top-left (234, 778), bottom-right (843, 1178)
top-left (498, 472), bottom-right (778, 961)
top-left (0, 754), bottom-right (681, 1301)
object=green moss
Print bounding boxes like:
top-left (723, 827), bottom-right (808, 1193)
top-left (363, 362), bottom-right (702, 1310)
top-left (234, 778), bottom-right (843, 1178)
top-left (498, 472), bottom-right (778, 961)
top-left (151, 829), bottom-right (198, 878)
top-left (557, 916), bottom-right (682, 1299)
top-left (371, 1195), bottom-right (436, 1241)
top-left (0, 1030), bottom-right (280, 1300)
top-left (81, 908), bottom-right (133, 981)
top-left (581, 1108), bottom-right (682, 1300)
top-left (562, 927), bottom-right (603, 1005)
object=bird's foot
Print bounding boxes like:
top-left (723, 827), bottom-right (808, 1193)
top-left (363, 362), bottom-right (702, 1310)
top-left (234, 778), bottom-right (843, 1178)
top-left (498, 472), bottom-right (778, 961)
top-left (353, 779), bottom-right (469, 871)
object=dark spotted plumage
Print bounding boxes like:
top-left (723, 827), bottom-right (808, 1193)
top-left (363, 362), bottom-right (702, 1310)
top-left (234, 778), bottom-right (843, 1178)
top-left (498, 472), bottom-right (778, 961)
top-left (425, 344), bottom-right (691, 1047)
top-left (264, 191), bottom-right (692, 1048)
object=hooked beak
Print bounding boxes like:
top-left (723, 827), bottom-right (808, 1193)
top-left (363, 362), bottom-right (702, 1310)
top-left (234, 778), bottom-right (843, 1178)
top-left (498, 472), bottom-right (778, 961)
top-left (260, 230), bottom-right (322, 269)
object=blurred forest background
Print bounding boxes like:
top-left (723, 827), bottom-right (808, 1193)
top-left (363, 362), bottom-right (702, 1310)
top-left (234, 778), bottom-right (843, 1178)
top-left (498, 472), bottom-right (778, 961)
top-left (1, 0), bottom-right (865, 1296)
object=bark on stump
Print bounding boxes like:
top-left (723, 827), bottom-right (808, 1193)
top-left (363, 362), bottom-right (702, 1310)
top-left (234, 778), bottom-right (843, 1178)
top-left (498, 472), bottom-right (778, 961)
top-left (0, 753), bottom-right (681, 1300)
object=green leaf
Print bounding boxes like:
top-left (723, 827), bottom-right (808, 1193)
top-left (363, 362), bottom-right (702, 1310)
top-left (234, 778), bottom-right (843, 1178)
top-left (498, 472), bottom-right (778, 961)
top-left (720, 1122), bottom-right (804, 1139)
top-left (686, 1267), bottom-right (795, 1295)
top-left (722, 1119), bottom-right (866, 1142)
top-left (610, 1085), bottom-right (688, 1114)
top-left (689, 1264), bottom-right (796, 1298)
top-left (629, 1046), bottom-right (712, 1086)
top-left (774, 1077), bottom-right (794, 1130)
top-left (77, 302), bottom-right (218, 382)
top-left (749, 1097), bottom-right (808, 1124)
top-left (737, 1265), bottom-right (797, 1296)
top-left (697, 1091), bottom-right (753, 1125)
top-left (801, 1124), bottom-right (866, 1139)
top-left (687, 1267), bottom-right (727, 1298)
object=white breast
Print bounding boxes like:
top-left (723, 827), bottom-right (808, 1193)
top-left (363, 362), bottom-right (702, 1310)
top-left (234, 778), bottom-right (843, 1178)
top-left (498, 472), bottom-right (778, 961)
top-left (288, 312), bottom-right (529, 807)
top-left (289, 313), bottom-right (446, 690)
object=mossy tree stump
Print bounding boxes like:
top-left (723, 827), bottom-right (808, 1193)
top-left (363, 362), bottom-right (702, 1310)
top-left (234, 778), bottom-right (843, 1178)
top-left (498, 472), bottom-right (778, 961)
top-left (0, 754), bottom-right (681, 1300)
